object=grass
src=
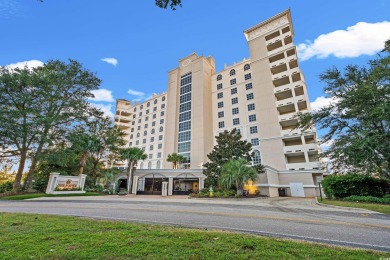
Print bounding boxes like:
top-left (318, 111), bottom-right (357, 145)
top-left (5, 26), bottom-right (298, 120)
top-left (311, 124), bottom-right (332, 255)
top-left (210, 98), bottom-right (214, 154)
top-left (319, 198), bottom-right (390, 214)
top-left (0, 213), bottom-right (389, 259)
top-left (0, 192), bottom-right (105, 200)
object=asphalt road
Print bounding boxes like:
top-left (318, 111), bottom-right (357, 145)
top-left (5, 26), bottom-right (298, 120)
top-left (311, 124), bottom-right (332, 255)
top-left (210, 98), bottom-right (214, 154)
top-left (1, 196), bottom-right (389, 252)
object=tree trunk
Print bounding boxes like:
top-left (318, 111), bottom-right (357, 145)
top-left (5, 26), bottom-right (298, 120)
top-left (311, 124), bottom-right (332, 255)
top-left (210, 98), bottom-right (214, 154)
top-left (79, 153), bottom-right (88, 175)
top-left (13, 149), bottom-right (27, 191)
top-left (23, 134), bottom-right (47, 190)
top-left (127, 162), bottom-right (134, 194)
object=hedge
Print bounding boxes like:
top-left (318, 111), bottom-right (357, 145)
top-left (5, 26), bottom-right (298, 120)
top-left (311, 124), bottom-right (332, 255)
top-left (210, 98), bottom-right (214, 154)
top-left (321, 173), bottom-right (389, 199)
top-left (343, 196), bottom-right (390, 205)
top-left (0, 181), bottom-right (13, 193)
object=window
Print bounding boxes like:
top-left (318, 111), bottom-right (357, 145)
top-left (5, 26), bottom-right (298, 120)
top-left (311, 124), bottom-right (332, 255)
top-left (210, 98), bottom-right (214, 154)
top-left (231, 88), bottom-right (237, 95)
top-left (154, 99), bottom-right (158, 104)
top-left (153, 107), bottom-right (157, 112)
top-left (249, 114), bottom-right (257, 122)
top-left (156, 161), bottom-right (161, 169)
top-left (144, 123), bottom-right (148, 128)
top-left (252, 150), bottom-right (261, 165)
top-left (244, 64), bottom-right (250, 71)
top-left (233, 118), bottom-right (240, 125)
top-left (250, 126), bottom-right (258, 134)
top-left (153, 114), bottom-right (157, 119)
top-left (236, 128), bottom-right (241, 134)
top-left (217, 83), bottom-right (223, 90)
top-left (138, 119), bottom-right (141, 123)
top-left (248, 103), bottom-right (255, 111)
top-left (147, 102), bottom-right (150, 107)
top-left (140, 105), bottom-right (143, 110)
top-left (151, 129), bottom-right (155, 134)
top-left (143, 138), bottom-right (146, 144)
top-left (179, 121), bottom-right (191, 132)
top-left (230, 69), bottom-right (236, 76)
top-left (129, 142), bottom-right (132, 146)
top-left (161, 104), bottom-right (165, 109)
top-left (251, 138), bottom-right (259, 146)
top-left (232, 107), bottom-right (239, 115)
top-left (244, 73), bottom-right (252, 80)
top-left (179, 111), bottom-right (191, 122)
top-left (145, 116), bottom-right (149, 121)
top-left (139, 112), bottom-right (142, 116)
top-left (231, 97), bottom-right (238, 104)
top-left (131, 128), bottom-right (134, 132)
top-left (150, 137), bottom-right (155, 142)
top-left (218, 102), bottom-right (224, 108)
top-left (178, 131), bottom-right (191, 142)
top-left (217, 92), bottom-right (223, 99)
top-left (130, 134), bottom-right (133, 139)
top-left (159, 135), bottom-right (163, 140)
top-left (152, 121), bottom-right (156, 126)
top-left (142, 147), bottom-right (145, 151)
top-left (148, 161), bottom-right (152, 168)
top-left (180, 92), bottom-right (191, 103)
top-left (162, 96), bottom-right (166, 101)
top-left (146, 109), bottom-right (149, 114)
top-left (134, 107), bottom-right (137, 112)
top-left (158, 143), bottom-right (162, 149)
top-left (157, 153), bottom-right (162, 159)
top-left (180, 102), bottom-right (191, 113)
top-left (230, 79), bottom-right (236, 85)
top-left (178, 142), bottom-right (191, 153)
top-left (133, 114), bottom-right (136, 118)
top-left (245, 83), bottom-right (253, 90)
top-left (132, 121), bottom-right (135, 125)
top-left (160, 119), bottom-right (164, 124)
top-left (161, 111), bottom-right (165, 116)
top-left (137, 126), bottom-right (141, 130)
top-left (218, 111), bottom-right (224, 118)
top-left (218, 121), bottom-right (225, 128)
top-left (247, 93), bottom-right (254, 100)
top-left (137, 133), bottom-right (140, 137)
top-left (150, 145), bottom-right (153, 150)
top-left (140, 162), bottom-right (143, 169)
top-left (217, 74), bottom-right (222, 81)
top-left (136, 140), bottom-right (139, 145)
top-left (159, 126), bottom-right (163, 132)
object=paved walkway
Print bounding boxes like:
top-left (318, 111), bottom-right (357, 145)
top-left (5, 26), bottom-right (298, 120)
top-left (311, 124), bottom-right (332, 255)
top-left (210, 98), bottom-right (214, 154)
top-left (30, 195), bottom-right (379, 214)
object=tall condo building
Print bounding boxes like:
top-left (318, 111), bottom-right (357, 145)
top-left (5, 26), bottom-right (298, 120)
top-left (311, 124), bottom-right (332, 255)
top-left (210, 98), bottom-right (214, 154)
top-left (115, 10), bottom-right (325, 197)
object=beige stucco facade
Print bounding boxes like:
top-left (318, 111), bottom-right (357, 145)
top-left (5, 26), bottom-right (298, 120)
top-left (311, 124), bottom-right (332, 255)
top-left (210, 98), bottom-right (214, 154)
top-left (114, 10), bottom-right (326, 197)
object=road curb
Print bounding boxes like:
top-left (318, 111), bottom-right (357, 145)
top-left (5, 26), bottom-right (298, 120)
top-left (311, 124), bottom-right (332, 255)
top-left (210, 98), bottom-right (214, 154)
top-left (314, 197), bottom-right (382, 214)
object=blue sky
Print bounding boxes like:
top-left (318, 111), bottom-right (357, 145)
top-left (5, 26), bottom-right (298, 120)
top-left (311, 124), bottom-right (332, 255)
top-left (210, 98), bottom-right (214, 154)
top-left (1, 0), bottom-right (390, 128)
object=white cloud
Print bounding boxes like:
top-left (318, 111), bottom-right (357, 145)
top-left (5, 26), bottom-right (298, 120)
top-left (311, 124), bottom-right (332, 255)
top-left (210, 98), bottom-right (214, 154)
top-left (101, 58), bottom-right (118, 66)
top-left (90, 89), bottom-right (114, 102)
top-left (3, 60), bottom-right (44, 70)
top-left (91, 103), bottom-right (114, 118)
top-left (127, 89), bottom-right (145, 96)
top-left (320, 139), bottom-right (335, 150)
top-left (310, 96), bottom-right (339, 112)
top-left (297, 21), bottom-right (390, 61)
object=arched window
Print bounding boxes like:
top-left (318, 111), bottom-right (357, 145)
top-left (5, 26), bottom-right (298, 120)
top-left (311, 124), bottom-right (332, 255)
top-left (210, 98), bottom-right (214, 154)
top-left (148, 162), bottom-right (152, 169)
top-left (144, 130), bottom-right (147, 136)
top-left (147, 102), bottom-right (150, 107)
top-left (137, 133), bottom-right (140, 137)
top-left (140, 162), bottom-right (144, 169)
top-left (154, 99), bottom-right (157, 104)
top-left (162, 96), bottom-right (166, 101)
top-left (130, 134), bottom-right (133, 139)
top-left (159, 126), bottom-right (163, 132)
top-left (253, 150), bottom-right (261, 166)
top-left (230, 69), bottom-right (236, 76)
top-left (217, 74), bottom-right (222, 81)
top-left (156, 161), bottom-right (161, 169)
top-left (151, 129), bottom-right (155, 134)
top-left (244, 64), bottom-right (250, 71)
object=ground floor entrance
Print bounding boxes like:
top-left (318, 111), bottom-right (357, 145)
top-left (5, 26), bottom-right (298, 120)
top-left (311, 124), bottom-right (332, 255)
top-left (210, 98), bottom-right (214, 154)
top-left (136, 174), bottom-right (169, 195)
top-left (172, 178), bottom-right (199, 195)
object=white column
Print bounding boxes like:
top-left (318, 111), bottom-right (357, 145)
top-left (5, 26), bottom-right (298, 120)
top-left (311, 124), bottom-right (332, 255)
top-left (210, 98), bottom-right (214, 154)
top-left (199, 177), bottom-right (204, 190)
top-left (78, 174), bottom-right (87, 191)
top-left (132, 176), bottom-right (139, 194)
top-left (46, 173), bottom-right (60, 194)
top-left (162, 182), bottom-right (168, 197)
top-left (168, 177), bottom-right (173, 196)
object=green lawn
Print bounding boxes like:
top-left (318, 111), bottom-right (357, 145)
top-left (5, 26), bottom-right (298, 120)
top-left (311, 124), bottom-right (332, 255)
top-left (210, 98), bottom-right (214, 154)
top-left (0, 192), bottom-right (105, 200)
top-left (319, 198), bottom-right (390, 214)
top-left (0, 213), bottom-right (388, 259)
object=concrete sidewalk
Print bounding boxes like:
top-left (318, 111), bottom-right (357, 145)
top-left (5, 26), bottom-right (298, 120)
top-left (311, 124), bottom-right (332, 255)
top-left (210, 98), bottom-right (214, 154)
top-left (29, 195), bottom-right (380, 214)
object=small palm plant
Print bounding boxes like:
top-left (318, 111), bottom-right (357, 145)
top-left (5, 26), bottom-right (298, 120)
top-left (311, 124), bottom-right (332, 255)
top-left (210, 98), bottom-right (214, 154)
top-left (120, 147), bottom-right (147, 194)
top-left (167, 153), bottom-right (186, 169)
top-left (219, 158), bottom-right (259, 195)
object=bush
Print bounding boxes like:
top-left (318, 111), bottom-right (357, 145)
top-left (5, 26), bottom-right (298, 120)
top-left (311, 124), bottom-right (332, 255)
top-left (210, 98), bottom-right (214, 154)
top-left (0, 181), bottom-right (13, 193)
top-left (343, 196), bottom-right (390, 204)
top-left (32, 172), bottom-right (50, 193)
top-left (321, 173), bottom-right (389, 199)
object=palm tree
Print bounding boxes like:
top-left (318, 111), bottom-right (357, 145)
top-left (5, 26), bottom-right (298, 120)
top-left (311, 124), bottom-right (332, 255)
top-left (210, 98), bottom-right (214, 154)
top-left (219, 158), bottom-right (259, 195)
top-left (167, 153), bottom-right (186, 169)
top-left (120, 147), bottom-right (147, 194)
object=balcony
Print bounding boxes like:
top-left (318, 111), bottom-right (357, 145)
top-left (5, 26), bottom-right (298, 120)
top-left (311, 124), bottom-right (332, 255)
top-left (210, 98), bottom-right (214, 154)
top-left (273, 76), bottom-right (290, 88)
top-left (281, 128), bottom-right (301, 137)
top-left (115, 122), bottom-right (130, 129)
top-left (277, 103), bottom-right (296, 115)
top-left (286, 162), bottom-right (321, 171)
top-left (267, 31), bottom-right (292, 46)
top-left (284, 144), bottom-right (305, 155)
top-left (271, 63), bottom-right (288, 75)
top-left (115, 115), bottom-right (131, 123)
top-left (279, 112), bottom-right (296, 122)
top-left (271, 71), bottom-right (289, 82)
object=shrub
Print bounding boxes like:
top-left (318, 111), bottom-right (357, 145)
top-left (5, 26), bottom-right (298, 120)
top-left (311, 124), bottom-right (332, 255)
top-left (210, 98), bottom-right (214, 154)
top-left (0, 181), bottom-right (13, 193)
top-left (321, 173), bottom-right (389, 199)
top-left (32, 172), bottom-right (50, 193)
top-left (343, 196), bottom-right (390, 204)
